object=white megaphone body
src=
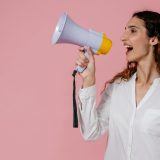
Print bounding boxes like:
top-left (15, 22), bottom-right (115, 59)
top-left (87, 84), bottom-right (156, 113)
top-left (51, 13), bottom-right (112, 73)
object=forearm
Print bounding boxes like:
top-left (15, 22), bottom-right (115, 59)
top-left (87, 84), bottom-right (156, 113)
top-left (78, 85), bottom-right (107, 140)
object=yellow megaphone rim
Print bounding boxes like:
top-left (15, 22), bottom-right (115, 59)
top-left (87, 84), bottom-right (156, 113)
top-left (97, 33), bottom-right (112, 55)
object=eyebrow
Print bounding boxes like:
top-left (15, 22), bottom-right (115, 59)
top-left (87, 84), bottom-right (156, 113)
top-left (125, 25), bottom-right (140, 30)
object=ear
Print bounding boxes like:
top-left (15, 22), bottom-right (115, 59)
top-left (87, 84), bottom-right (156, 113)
top-left (149, 36), bottom-right (158, 46)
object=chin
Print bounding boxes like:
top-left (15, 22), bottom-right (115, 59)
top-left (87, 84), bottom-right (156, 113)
top-left (126, 55), bottom-right (136, 63)
top-left (126, 58), bottom-right (134, 63)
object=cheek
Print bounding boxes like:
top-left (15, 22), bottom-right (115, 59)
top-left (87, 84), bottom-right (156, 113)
top-left (140, 44), bottom-right (149, 53)
top-left (134, 39), bottom-right (150, 53)
top-left (136, 44), bottom-right (148, 52)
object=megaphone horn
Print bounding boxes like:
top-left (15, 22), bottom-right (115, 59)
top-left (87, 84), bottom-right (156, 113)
top-left (52, 13), bottom-right (112, 59)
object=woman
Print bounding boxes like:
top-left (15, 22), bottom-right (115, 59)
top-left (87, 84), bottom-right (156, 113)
top-left (76, 10), bottom-right (160, 160)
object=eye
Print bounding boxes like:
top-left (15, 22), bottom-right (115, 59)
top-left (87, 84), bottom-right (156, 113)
top-left (130, 28), bottom-right (137, 33)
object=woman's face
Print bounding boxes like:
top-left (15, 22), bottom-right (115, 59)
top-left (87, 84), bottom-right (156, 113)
top-left (121, 16), bottom-right (152, 63)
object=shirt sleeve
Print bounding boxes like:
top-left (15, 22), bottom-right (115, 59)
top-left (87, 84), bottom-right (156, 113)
top-left (78, 84), bottom-right (114, 141)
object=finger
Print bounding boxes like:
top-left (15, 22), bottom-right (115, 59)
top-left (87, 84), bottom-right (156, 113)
top-left (76, 56), bottom-right (89, 65)
top-left (78, 47), bottom-right (86, 52)
top-left (78, 53), bottom-right (89, 63)
top-left (75, 60), bottom-right (88, 68)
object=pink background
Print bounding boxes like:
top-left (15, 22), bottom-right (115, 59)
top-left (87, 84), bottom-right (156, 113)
top-left (0, 0), bottom-right (159, 160)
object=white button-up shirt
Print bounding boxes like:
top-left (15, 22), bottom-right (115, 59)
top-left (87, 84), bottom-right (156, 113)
top-left (78, 73), bottom-right (160, 160)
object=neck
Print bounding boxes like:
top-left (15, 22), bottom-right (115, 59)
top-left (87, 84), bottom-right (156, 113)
top-left (136, 62), bottom-right (160, 85)
top-left (135, 47), bottom-right (160, 84)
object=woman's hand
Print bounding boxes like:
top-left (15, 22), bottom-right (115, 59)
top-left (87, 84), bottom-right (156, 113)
top-left (75, 47), bottom-right (96, 88)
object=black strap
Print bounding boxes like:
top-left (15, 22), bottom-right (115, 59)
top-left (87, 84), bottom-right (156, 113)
top-left (72, 70), bottom-right (78, 128)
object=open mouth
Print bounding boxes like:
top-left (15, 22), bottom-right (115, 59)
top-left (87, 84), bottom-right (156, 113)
top-left (125, 45), bottom-right (133, 54)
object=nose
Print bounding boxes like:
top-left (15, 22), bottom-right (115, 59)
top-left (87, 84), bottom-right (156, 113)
top-left (120, 31), bottom-right (128, 42)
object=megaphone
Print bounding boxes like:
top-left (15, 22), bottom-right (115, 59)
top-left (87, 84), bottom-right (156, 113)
top-left (51, 12), bottom-right (112, 73)
top-left (51, 13), bottom-right (112, 128)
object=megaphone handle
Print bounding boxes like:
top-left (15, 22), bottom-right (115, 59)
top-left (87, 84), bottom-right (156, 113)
top-left (75, 48), bottom-right (89, 73)
top-left (72, 47), bottom-right (90, 128)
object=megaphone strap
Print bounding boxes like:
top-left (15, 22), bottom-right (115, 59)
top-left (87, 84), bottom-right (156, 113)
top-left (72, 70), bottom-right (78, 128)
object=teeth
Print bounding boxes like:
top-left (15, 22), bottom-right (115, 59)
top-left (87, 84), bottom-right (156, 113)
top-left (124, 45), bottom-right (133, 49)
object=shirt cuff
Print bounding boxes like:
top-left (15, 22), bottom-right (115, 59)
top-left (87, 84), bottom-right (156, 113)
top-left (79, 85), bottom-right (96, 99)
